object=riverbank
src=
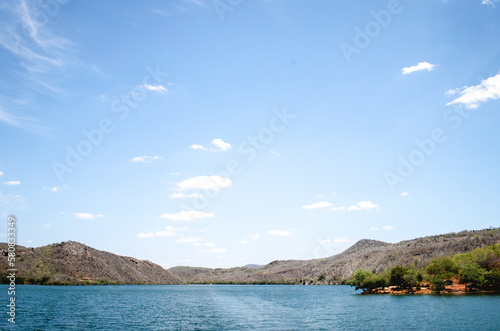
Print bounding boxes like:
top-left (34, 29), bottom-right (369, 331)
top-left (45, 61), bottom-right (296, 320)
top-left (363, 278), bottom-right (500, 294)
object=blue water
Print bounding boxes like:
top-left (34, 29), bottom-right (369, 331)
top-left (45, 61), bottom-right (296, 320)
top-left (1, 285), bottom-right (499, 330)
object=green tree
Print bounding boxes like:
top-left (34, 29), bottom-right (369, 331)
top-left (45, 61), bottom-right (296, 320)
top-left (390, 266), bottom-right (420, 293)
top-left (459, 262), bottom-right (486, 290)
top-left (426, 256), bottom-right (459, 292)
top-left (426, 257), bottom-right (459, 278)
top-left (484, 268), bottom-right (500, 289)
top-left (349, 269), bottom-right (373, 291)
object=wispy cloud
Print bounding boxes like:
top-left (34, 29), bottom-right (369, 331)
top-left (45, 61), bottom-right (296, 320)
top-left (0, 0), bottom-right (82, 132)
top-left (137, 225), bottom-right (186, 238)
top-left (143, 84), bottom-right (167, 93)
top-left (73, 212), bottom-right (104, 220)
top-left (129, 155), bottom-right (162, 163)
top-left (446, 73), bottom-right (500, 109)
top-left (402, 62), bottom-right (436, 75)
top-left (160, 210), bottom-right (214, 221)
top-left (302, 201), bottom-right (333, 210)
top-left (176, 175), bottom-right (231, 191)
top-left (190, 138), bottom-right (232, 152)
top-left (481, 0), bottom-right (496, 6)
top-left (3, 180), bottom-right (21, 186)
top-left (43, 185), bottom-right (61, 192)
top-left (347, 201), bottom-right (378, 211)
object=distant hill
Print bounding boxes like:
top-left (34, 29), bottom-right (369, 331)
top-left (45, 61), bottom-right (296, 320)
top-left (0, 241), bottom-right (185, 285)
top-left (2, 228), bottom-right (499, 285)
top-left (169, 228), bottom-right (500, 285)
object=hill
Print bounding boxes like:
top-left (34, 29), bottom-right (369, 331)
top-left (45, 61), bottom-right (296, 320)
top-left (0, 241), bottom-right (185, 285)
top-left (168, 228), bottom-right (500, 284)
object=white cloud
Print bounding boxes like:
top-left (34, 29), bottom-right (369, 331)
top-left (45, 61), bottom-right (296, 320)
top-left (268, 229), bottom-right (293, 236)
top-left (176, 175), bottom-right (231, 191)
top-left (383, 225), bottom-right (395, 230)
top-left (204, 243), bottom-right (216, 247)
top-left (446, 73), bottom-right (500, 109)
top-left (347, 201), bottom-right (378, 211)
top-left (0, 171), bottom-right (3, 176)
top-left (370, 227), bottom-right (380, 231)
top-left (317, 194), bottom-right (325, 198)
top-left (482, 0), bottom-right (496, 6)
top-left (212, 138), bottom-right (231, 151)
top-left (400, 191), bottom-right (409, 197)
top-left (25, 240), bottom-right (33, 244)
top-left (269, 149), bottom-right (281, 157)
top-left (138, 232), bottom-right (154, 238)
top-left (240, 240), bottom-right (249, 244)
top-left (402, 62), bottom-right (436, 75)
top-left (302, 202), bottom-right (333, 210)
top-left (193, 243), bottom-right (202, 246)
top-left (177, 237), bottom-right (202, 243)
top-left (202, 248), bottom-right (227, 253)
top-left (4, 181), bottom-right (20, 186)
top-left (190, 139), bottom-right (231, 152)
top-left (161, 210), bottom-right (214, 221)
top-left (129, 155), bottom-right (162, 163)
top-left (43, 223), bottom-right (50, 228)
top-left (249, 234), bottom-right (260, 240)
top-left (331, 206), bottom-right (346, 211)
top-left (190, 144), bottom-right (208, 151)
top-left (43, 186), bottom-right (60, 192)
top-left (143, 84), bottom-right (167, 93)
top-left (73, 212), bottom-right (103, 220)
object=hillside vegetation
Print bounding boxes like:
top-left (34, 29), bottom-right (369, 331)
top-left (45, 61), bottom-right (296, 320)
top-left (349, 244), bottom-right (500, 293)
top-left (169, 228), bottom-right (500, 285)
top-left (0, 241), bottom-right (185, 285)
top-left (1, 228), bottom-right (498, 286)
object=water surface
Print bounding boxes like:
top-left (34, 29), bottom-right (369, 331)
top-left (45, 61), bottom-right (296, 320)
top-left (1, 285), bottom-right (499, 330)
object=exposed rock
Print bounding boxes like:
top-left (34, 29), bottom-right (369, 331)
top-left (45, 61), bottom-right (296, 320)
top-left (0, 241), bottom-right (185, 285)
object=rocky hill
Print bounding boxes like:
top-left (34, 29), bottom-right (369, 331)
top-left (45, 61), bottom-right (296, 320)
top-left (0, 241), bottom-right (185, 285)
top-left (169, 228), bottom-right (500, 285)
top-left (2, 228), bottom-right (498, 285)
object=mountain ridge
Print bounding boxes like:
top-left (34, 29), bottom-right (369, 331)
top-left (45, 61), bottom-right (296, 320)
top-left (169, 228), bottom-right (500, 284)
top-left (0, 240), bottom-right (185, 285)
top-left (1, 228), bottom-right (499, 285)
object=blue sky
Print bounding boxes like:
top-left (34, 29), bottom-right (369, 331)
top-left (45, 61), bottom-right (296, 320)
top-left (1, 0), bottom-right (499, 268)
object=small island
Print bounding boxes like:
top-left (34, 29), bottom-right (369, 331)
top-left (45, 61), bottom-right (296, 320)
top-left (348, 244), bottom-right (500, 294)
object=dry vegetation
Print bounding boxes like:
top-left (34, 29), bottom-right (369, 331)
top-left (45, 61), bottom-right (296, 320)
top-left (1, 228), bottom-right (498, 286)
top-left (0, 241), bottom-right (185, 285)
top-left (169, 228), bottom-right (500, 285)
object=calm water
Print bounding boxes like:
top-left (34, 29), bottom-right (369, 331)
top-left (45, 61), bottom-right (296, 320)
top-left (1, 285), bottom-right (499, 330)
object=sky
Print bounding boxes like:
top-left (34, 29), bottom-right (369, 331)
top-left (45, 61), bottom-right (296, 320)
top-left (0, 0), bottom-right (499, 269)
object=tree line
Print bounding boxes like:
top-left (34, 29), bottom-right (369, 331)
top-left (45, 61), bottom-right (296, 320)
top-left (348, 244), bottom-right (500, 293)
